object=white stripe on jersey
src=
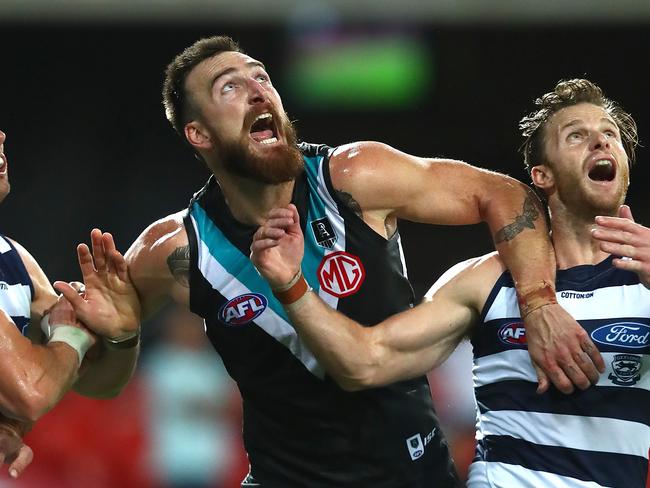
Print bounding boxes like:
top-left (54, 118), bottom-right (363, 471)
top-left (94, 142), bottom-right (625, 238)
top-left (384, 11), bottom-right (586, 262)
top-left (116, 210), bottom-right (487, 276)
top-left (0, 238), bottom-right (11, 254)
top-left (474, 350), bottom-right (650, 390)
top-left (485, 283), bottom-right (650, 322)
top-left (192, 218), bottom-right (324, 378)
top-left (479, 409), bottom-right (650, 458)
top-left (0, 283), bottom-right (32, 318)
top-left (468, 461), bottom-right (611, 488)
top-left (316, 157), bottom-right (342, 310)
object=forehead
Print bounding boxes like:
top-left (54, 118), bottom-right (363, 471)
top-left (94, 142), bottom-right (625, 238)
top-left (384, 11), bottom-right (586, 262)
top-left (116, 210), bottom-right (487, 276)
top-left (187, 51), bottom-right (263, 88)
top-left (546, 102), bottom-right (615, 133)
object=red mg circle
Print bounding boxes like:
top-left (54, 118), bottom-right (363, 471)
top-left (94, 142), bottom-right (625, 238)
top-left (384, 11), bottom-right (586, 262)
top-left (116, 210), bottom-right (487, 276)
top-left (317, 251), bottom-right (366, 298)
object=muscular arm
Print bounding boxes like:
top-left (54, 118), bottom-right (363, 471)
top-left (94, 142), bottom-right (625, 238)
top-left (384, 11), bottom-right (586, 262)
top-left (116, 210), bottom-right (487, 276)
top-left (288, 256), bottom-right (498, 390)
top-left (329, 142), bottom-right (604, 393)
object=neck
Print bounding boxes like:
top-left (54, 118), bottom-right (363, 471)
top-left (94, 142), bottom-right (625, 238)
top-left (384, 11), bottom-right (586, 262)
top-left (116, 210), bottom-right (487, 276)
top-left (548, 202), bottom-right (611, 270)
top-left (213, 168), bottom-right (295, 225)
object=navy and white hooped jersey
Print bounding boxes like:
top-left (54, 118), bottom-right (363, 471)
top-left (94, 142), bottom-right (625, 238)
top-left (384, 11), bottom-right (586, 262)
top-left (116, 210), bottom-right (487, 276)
top-left (0, 234), bottom-right (33, 335)
top-left (184, 143), bottom-right (458, 487)
top-left (469, 256), bottom-right (650, 488)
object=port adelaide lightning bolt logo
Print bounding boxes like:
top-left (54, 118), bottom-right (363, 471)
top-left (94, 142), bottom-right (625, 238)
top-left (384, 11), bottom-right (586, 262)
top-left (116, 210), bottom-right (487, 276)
top-left (310, 217), bottom-right (337, 249)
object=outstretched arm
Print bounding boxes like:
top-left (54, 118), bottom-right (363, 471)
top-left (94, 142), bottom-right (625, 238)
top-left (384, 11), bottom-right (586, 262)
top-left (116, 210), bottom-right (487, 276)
top-left (54, 229), bottom-right (140, 398)
top-left (328, 141), bottom-right (604, 393)
top-left (592, 204), bottom-right (650, 289)
top-left (251, 205), bottom-right (487, 389)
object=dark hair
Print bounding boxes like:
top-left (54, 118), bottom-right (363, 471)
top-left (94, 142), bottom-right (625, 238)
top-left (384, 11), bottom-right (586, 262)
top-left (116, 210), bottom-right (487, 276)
top-left (162, 36), bottom-right (243, 135)
top-left (519, 79), bottom-right (638, 174)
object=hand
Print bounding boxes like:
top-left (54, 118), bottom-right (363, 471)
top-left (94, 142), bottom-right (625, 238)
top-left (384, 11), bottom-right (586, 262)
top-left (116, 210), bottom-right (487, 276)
top-left (0, 423), bottom-right (33, 479)
top-left (53, 229), bottom-right (141, 339)
top-left (524, 303), bottom-right (605, 394)
top-left (45, 294), bottom-right (97, 348)
top-left (592, 205), bottom-right (650, 289)
top-left (251, 204), bottom-right (304, 289)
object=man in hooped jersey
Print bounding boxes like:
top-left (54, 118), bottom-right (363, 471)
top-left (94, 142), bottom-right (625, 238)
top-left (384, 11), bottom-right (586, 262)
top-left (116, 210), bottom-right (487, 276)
top-left (251, 79), bottom-right (650, 486)
top-left (0, 131), bottom-right (138, 478)
top-left (58, 37), bottom-right (603, 487)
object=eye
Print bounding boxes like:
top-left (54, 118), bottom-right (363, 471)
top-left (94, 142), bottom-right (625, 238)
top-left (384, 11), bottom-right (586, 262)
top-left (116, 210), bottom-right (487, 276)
top-left (222, 82), bottom-right (236, 93)
top-left (255, 74), bottom-right (270, 84)
top-left (567, 131), bottom-right (583, 142)
top-left (604, 129), bottom-right (618, 139)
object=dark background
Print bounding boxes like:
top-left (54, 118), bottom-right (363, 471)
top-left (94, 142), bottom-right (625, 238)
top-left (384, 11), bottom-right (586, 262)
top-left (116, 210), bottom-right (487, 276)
top-left (1, 22), bottom-right (648, 298)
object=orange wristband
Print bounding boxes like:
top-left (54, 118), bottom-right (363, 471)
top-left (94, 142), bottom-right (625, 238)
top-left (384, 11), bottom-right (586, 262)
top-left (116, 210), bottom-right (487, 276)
top-left (516, 279), bottom-right (557, 318)
top-left (273, 270), bottom-right (310, 305)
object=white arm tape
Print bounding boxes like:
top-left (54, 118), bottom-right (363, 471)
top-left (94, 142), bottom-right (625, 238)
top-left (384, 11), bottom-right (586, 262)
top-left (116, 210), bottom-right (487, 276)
top-left (48, 326), bottom-right (93, 366)
top-left (41, 313), bottom-right (52, 337)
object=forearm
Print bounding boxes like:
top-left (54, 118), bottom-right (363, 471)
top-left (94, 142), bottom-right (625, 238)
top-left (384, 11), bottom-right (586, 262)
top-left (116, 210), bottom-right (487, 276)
top-left (74, 338), bottom-right (139, 398)
top-left (483, 180), bottom-right (556, 287)
top-left (284, 291), bottom-right (381, 390)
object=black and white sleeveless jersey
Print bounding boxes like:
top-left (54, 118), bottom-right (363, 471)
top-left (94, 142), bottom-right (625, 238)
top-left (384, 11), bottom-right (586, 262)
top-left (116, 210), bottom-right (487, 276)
top-left (184, 143), bottom-right (458, 487)
top-left (0, 234), bottom-right (33, 335)
top-left (469, 256), bottom-right (650, 487)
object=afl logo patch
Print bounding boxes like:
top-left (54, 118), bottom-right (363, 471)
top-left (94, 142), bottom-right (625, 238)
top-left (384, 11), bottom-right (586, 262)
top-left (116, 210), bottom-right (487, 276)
top-left (219, 293), bottom-right (268, 325)
top-left (591, 322), bottom-right (650, 349)
top-left (498, 322), bottom-right (527, 345)
top-left (317, 251), bottom-right (365, 298)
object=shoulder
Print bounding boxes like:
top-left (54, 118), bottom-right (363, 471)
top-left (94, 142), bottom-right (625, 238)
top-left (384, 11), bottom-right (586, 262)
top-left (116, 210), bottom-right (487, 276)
top-left (425, 252), bottom-right (505, 310)
top-left (126, 211), bottom-right (188, 267)
top-left (6, 237), bottom-right (57, 317)
top-left (328, 141), bottom-right (402, 185)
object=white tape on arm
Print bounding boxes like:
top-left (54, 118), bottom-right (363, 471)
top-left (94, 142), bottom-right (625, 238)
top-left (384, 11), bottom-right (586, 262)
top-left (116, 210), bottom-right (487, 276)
top-left (48, 326), bottom-right (93, 366)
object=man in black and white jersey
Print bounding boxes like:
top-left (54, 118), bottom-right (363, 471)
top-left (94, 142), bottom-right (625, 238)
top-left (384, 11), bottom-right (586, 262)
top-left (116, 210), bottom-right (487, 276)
top-left (0, 130), bottom-right (138, 479)
top-left (252, 79), bottom-right (650, 486)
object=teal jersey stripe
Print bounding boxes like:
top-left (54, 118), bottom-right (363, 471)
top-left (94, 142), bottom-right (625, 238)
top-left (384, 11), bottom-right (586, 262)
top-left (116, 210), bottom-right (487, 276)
top-left (302, 155), bottom-right (329, 291)
top-left (190, 203), bottom-right (292, 322)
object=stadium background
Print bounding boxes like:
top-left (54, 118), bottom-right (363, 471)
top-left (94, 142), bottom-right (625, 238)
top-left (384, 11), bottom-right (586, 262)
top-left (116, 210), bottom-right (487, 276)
top-left (1, 2), bottom-right (649, 485)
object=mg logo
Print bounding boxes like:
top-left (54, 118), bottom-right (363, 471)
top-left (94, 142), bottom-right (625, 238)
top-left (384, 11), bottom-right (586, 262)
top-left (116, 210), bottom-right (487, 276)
top-left (317, 251), bottom-right (365, 298)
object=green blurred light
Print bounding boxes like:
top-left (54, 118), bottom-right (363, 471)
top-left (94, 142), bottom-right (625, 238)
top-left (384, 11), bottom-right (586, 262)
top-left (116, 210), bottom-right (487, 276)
top-left (286, 37), bottom-right (433, 109)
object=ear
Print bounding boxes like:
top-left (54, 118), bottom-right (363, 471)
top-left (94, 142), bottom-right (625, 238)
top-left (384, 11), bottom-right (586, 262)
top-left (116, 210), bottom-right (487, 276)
top-left (530, 164), bottom-right (554, 191)
top-left (184, 121), bottom-right (212, 150)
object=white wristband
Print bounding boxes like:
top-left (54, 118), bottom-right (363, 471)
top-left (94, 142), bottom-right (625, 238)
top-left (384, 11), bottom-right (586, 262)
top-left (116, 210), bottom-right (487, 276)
top-left (41, 313), bottom-right (52, 337)
top-left (49, 326), bottom-right (93, 366)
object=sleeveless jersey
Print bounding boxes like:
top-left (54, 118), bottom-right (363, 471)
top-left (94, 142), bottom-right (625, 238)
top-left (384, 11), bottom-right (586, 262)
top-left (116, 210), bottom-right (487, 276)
top-left (469, 256), bottom-right (650, 487)
top-left (185, 143), bottom-right (458, 487)
top-left (0, 234), bottom-right (33, 335)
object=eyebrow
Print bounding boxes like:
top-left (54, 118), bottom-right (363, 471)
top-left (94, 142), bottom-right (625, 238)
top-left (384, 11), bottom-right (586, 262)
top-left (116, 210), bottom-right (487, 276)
top-left (210, 60), bottom-right (266, 90)
top-left (559, 117), bottom-right (618, 132)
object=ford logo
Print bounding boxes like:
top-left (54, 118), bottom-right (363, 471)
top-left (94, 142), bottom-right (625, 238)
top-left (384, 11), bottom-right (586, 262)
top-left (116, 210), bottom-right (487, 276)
top-left (219, 293), bottom-right (267, 325)
top-left (591, 322), bottom-right (650, 349)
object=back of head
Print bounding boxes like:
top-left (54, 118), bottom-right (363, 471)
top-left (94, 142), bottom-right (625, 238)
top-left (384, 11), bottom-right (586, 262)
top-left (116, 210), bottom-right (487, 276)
top-left (162, 36), bottom-right (243, 136)
top-left (519, 78), bottom-right (638, 175)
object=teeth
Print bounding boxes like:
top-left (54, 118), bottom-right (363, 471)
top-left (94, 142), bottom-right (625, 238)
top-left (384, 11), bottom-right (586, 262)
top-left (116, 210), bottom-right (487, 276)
top-left (260, 137), bottom-right (278, 145)
top-left (255, 113), bottom-right (272, 122)
top-left (595, 159), bottom-right (612, 166)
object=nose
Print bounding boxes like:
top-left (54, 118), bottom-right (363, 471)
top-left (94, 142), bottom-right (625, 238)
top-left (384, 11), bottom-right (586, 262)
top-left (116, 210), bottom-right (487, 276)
top-left (0, 131), bottom-right (5, 145)
top-left (590, 131), bottom-right (610, 151)
top-left (246, 78), bottom-right (266, 105)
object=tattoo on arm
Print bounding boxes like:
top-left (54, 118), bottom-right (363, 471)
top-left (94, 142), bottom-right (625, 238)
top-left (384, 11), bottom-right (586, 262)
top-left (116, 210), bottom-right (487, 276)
top-left (166, 245), bottom-right (190, 288)
top-left (334, 190), bottom-right (363, 218)
top-left (494, 196), bottom-right (541, 243)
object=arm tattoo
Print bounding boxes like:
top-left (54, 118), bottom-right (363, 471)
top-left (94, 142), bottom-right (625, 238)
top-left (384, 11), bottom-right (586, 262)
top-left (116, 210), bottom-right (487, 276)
top-left (494, 196), bottom-right (541, 243)
top-left (166, 245), bottom-right (190, 288)
top-left (334, 190), bottom-right (363, 218)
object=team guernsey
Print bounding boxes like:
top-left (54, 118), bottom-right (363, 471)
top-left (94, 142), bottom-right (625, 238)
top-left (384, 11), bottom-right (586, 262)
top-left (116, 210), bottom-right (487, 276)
top-left (0, 234), bottom-right (33, 335)
top-left (184, 143), bottom-right (458, 487)
top-left (469, 257), bottom-right (650, 487)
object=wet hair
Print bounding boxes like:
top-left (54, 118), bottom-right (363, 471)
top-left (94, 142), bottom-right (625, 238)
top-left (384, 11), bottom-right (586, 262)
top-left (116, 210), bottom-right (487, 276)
top-left (162, 36), bottom-right (242, 135)
top-left (519, 78), bottom-right (638, 174)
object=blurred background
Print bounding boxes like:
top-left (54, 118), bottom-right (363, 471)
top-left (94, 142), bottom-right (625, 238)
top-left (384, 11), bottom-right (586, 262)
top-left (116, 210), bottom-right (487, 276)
top-left (1, 1), bottom-right (649, 485)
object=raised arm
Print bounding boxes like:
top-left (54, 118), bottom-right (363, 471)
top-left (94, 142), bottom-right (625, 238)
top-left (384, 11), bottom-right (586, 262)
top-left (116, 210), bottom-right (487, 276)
top-left (251, 205), bottom-right (495, 389)
top-left (328, 142), bottom-right (604, 393)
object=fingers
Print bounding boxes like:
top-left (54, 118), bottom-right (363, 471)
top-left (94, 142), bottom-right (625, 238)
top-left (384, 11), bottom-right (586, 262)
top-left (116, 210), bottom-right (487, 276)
top-left (582, 337), bottom-right (605, 374)
top-left (618, 204), bottom-right (634, 220)
top-left (108, 249), bottom-right (129, 282)
top-left (8, 445), bottom-right (33, 479)
top-left (101, 232), bottom-right (117, 275)
top-left (90, 228), bottom-right (107, 271)
top-left (53, 281), bottom-right (88, 315)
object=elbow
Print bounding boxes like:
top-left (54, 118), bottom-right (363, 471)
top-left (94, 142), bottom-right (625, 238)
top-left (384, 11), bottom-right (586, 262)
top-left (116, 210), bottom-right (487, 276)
top-left (7, 386), bottom-right (56, 422)
top-left (331, 360), bottom-right (383, 392)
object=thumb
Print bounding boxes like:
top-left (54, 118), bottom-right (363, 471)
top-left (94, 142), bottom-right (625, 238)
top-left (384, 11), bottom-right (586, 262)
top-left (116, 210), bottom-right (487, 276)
top-left (288, 204), bottom-right (301, 234)
top-left (534, 364), bottom-right (550, 394)
top-left (618, 204), bottom-right (634, 221)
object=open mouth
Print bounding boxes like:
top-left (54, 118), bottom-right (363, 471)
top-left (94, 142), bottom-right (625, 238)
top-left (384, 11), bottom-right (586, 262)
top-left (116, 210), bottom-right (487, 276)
top-left (587, 159), bottom-right (616, 182)
top-left (249, 113), bottom-right (279, 145)
top-left (0, 155), bottom-right (6, 175)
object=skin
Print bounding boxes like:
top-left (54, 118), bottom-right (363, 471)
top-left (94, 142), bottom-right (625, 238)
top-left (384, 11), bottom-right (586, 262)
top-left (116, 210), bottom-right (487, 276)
top-left (250, 103), bottom-right (641, 393)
